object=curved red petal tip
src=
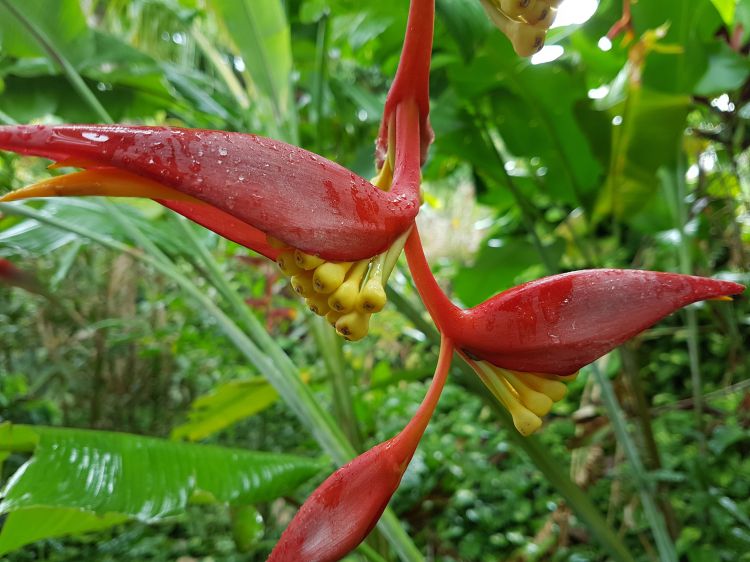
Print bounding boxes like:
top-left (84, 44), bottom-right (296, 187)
top-left (449, 269), bottom-right (745, 375)
top-left (267, 439), bottom-right (404, 562)
top-left (0, 125), bottom-right (419, 261)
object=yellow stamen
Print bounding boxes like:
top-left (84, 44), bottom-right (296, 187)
top-left (335, 311), bottom-right (371, 342)
top-left (276, 251), bottom-right (303, 277)
top-left (522, 373), bottom-right (568, 402)
top-left (313, 261), bottom-right (353, 294)
top-left (290, 272), bottom-right (315, 298)
top-left (294, 250), bottom-right (325, 270)
top-left (328, 260), bottom-right (369, 313)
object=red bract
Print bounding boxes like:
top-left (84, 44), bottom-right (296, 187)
top-left (404, 230), bottom-right (744, 374)
top-left (0, 124), bottom-right (419, 261)
top-left (455, 269), bottom-right (743, 374)
top-left (405, 229), bottom-right (743, 373)
top-left (268, 338), bottom-right (453, 562)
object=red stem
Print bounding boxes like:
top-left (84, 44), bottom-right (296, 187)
top-left (377, 0), bottom-right (435, 165)
top-left (404, 227), bottom-right (461, 333)
top-left (390, 100), bottom-right (422, 199)
top-left (390, 336), bottom-right (454, 466)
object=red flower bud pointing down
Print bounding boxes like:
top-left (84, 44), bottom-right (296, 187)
top-left (267, 338), bottom-right (454, 562)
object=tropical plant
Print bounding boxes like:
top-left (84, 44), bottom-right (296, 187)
top-left (0, 0), bottom-right (748, 561)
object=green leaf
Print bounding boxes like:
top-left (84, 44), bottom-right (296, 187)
top-left (436, 0), bottom-right (490, 61)
top-left (452, 237), bottom-right (563, 306)
top-left (0, 0), bottom-right (92, 65)
top-left (634, 0), bottom-right (722, 94)
top-left (710, 0), bottom-right (737, 25)
top-left (594, 88), bottom-right (690, 221)
top-left (0, 423), bottom-right (321, 553)
top-left (0, 508), bottom-right (128, 555)
top-left (694, 41), bottom-right (750, 95)
top-left (207, 0), bottom-right (292, 121)
top-left (171, 377), bottom-right (280, 441)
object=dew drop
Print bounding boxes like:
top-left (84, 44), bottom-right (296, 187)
top-left (82, 132), bottom-right (110, 143)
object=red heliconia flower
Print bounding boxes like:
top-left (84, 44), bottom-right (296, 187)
top-left (0, 0), bottom-right (744, 559)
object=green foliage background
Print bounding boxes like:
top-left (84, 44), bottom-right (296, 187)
top-left (0, 0), bottom-right (749, 561)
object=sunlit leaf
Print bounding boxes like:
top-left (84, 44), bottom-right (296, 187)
top-left (207, 0), bottom-right (292, 121)
top-left (171, 377), bottom-right (280, 441)
top-left (594, 88), bottom-right (689, 221)
top-left (0, 423), bottom-right (321, 553)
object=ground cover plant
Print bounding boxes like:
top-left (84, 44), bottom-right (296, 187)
top-left (0, 0), bottom-right (749, 561)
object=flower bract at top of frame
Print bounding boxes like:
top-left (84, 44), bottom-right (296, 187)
top-left (0, 117), bottom-right (424, 341)
top-left (0, 124), bottom-right (420, 262)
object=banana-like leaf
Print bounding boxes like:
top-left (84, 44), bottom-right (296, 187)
top-left (594, 88), bottom-right (690, 221)
top-left (0, 423), bottom-right (322, 554)
top-left (171, 377), bottom-right (280, 442)
top-left (207, 0), bottom-right (292, 121)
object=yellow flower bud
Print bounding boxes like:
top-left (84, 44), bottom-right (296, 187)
top-left (313, 262), bottom-right (352, 294)
top-left (502, 371), bottom-right (553, 417)
top-left (294, 250), bottom-right (325, 270)
top-left (335, 311), bottom-right (371, 341)
top-left (290, 272), bottom-right (315, 298)
top-left (305, 294), bottom-right (331, 316)
top-left (356, 279), bottom-right (387, 313)
top-left (276, 251), bottom-right (303, 277)
top-left (523, 374), bottom-right (567, 402)
top-left (328, 280), bottom-right (359, 313)
top-left (325, 310), bottom-right (343, 327)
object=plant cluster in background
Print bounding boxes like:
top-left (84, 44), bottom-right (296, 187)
top-left (0, 0), bottom-right (749, 561)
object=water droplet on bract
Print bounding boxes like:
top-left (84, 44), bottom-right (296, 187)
top-left (218, 147), bottom-right (228, 156)
top-left (82, 132), bottom-right (110, 143)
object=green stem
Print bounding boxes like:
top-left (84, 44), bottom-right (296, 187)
top-left (589, 361), bottom-right (677, 562)
top-left (310, 316), bottom-right (363, 450)
top-left (192, 26), bottom-right (250, 111)
top-left (663, 160), bottom-right (706, 452)
top-left (311, 11), bottom-right (330, 152)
